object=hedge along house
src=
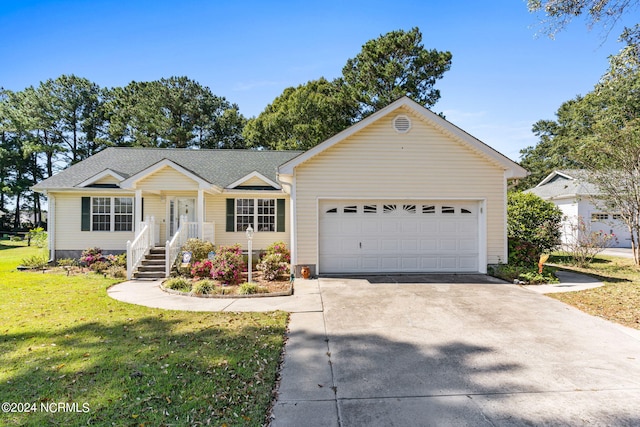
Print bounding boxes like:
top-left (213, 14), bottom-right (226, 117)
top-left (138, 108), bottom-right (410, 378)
top-left (32, 149), bottom-right (301, 278)
top-left (33, 97), bottom-right (527, 279)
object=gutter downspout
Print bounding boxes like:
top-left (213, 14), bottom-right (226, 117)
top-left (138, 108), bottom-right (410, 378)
top-left (277, 174), bottom-right (296, 268)
top-left (48, 193), bottom-right (55, 262)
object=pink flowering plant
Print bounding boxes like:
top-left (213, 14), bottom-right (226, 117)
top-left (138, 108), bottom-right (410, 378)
top-left (190, 259), bottom-right (214, 279)
top-left (257, 241), bottom-right (291, 281)
top-left (80, 247), bottom-right (105, 267)
top-left (211, 244), bottom-right (245, 286)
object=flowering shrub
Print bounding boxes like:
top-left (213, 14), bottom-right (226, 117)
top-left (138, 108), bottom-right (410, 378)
top-left (80, 247), bottom-right (105, 267)
top-left (257, 241), bottom-right (291, 281)
top-left (257, 253), bottom-right (290, 281)
top-left (191, 260), bottom-right (214, 279)
top-left (105, 253), bottom-right (127, 267)
top-left (211, 244), bottom-right (245, 286)
top-left (262, 241), bottom-right (291, 262)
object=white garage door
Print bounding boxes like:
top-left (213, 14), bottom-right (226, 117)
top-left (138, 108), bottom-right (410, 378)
top-left (319, 200), bottom-right (480, 273)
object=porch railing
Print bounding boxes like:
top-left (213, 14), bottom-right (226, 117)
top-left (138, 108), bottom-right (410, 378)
top-left (126, 216), bottom-right (155, 279)
top-left (165, 218), bottom-right (215, 276)
top-left (166, 215), bottom-right (188, 277)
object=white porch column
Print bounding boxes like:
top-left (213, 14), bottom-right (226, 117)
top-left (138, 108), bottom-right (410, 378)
top-left (134, 189), bottom-right (142, 234)
top-left (197, 189), bottom-right (204, 240)
top-left (48, 193), bottom-right (55, 261)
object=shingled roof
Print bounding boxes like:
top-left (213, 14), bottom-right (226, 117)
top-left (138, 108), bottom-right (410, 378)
top-left (525, 169), bottom-right (600, 199)
top-left (32, 147), bottom-right (303, 191)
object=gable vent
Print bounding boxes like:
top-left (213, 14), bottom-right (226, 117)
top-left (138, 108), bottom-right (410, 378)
top-left (393, 115), bottom-right (411, 133)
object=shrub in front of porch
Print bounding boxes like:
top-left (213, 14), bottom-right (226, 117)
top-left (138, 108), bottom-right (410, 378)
top-left (191, 259), bottom-right (214, 279)
top-left (181, 238), bottom-right (216, 262)
top-left (211, 244), bottom-right (245, 286)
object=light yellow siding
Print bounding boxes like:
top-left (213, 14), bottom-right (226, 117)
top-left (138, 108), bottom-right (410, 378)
top-left (94, 175), bottom-right (121, 185)
top-left (206, 193), bottom-right (290, 252)
top-left (142, 195), bottom-right (166, 243)
top-left (293, 106), bottom-right (508, 268)
top-left (239, 176), bottom-right (271, 186)
top-left (52, 191), bottom-right (291, 254)
top-left (137, 166), bottom-right (200, 190)
top-left (53, 192), bottom-right (135, 251)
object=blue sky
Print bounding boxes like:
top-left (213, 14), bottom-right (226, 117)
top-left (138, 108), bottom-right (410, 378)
top-left (0, 0), bottom-right (636, 161)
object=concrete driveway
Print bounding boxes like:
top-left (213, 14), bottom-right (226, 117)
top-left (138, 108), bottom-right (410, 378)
top-left (271, 277), bottom-right (640, 426)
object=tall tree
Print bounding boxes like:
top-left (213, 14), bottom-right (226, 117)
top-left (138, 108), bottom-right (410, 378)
top-left (517, 97), bottom-right (588, 189)
top-left (342, 27), bottom-right (452, 117)
top-left (243, 78), bottom-right (358, 150)
top-left (522, 41), bottom-right (640, 262)
top-left (47, 75), bottom-right (107, 162)
top-left (527, 0), bottom-right (639, 40)
top-left (105, 77), bottom-right (246, 148)
top-left (568, 45), bottom-right (640, 263)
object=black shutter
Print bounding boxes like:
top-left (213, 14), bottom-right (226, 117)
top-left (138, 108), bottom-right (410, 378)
top-left (276, 198), bottom-right (285, 232)
top-left (141, 197), bottom-right (144, 220)
top-left (81, 197), bottom-right (91, 231)
top-left (226, 199), bottom-right (235, 232)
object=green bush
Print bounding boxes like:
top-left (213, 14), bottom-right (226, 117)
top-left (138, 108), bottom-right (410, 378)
top-left (106, 253), bottom-right (127, 268)
top-left (489, 264), bottom-right (558, 285)
top-left (107, 265), bottom-right (127, 279)
top-left (181, 239), bottom-right (216, 263)
top-left (489, 264), bottom-right (528, 282)
top-left (57, 258), bottom-right (78, 268)
top-left (519, 271), bottom-right (558, 285)
top-left (508, 192), bottom-right (562, 266)
top-left (21, 254), bottom-right (49, 269)
top-left (10, 235), bottom-right (22, 242)
top-left (90, 261), bottom-right (109, 273)
top-left (238, 282), bottom-right (268, 295)
top-left (192, 279), bottom-right (217, 295)
top-left (164, 277), bottom-right (192, 292)
top-left (27, 227), bottom-right (47, 248)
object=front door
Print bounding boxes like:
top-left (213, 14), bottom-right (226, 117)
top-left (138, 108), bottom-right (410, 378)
top-left (168, 197), bottom-right (196, 238)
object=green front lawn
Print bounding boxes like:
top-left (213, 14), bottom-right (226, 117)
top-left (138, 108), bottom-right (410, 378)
top-left (0, 240), bottom-right (288, 426)
top-left (549, 254), bottom-right (640, 330)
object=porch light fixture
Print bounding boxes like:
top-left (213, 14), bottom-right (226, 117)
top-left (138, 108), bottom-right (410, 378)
top-left (246, 225), bottom-right (254, 284)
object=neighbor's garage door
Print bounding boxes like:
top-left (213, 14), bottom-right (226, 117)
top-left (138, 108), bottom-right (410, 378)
top-left (319, 200), bottom-right (480, 273)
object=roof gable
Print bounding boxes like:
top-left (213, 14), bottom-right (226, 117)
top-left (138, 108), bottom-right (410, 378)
top-left (227, 171), bottom-right (280, 189)
top-left (120, 159), bottom-right (212, 190)
top-left (77, 169), bottom-right (125, 187)
top-left (526, 169), bottom-right (600, 199)
top-left (278, 96), bottom-right (528, 178)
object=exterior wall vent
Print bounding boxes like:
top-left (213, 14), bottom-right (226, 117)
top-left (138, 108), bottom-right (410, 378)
top-left (393, 115), bottom-right (411, 133)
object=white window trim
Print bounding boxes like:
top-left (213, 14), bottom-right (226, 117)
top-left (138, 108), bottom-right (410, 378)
top-left (91, 196), bottom-right (134, 232)
top-left (235, 198), bottom-right (277, 232)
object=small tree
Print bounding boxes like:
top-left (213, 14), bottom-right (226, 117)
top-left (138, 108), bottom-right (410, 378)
top-left (507, 192), bottom-right (563, 266)
top-left (561, 215), bottom-right (618, 267)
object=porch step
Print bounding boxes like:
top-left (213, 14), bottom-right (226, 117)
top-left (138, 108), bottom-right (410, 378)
top-left (133, 247), bottom-right (167, 280)
top-left (135, 271), bottom-right (167, 279)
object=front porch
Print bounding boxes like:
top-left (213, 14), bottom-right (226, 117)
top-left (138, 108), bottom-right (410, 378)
top-left (127, 214), bottom-right (215, 279)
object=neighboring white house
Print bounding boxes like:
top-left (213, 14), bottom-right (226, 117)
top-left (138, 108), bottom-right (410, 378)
top-left (33, 97), bottom-right (528, 277)
top-left (526, 170), bottom-right (631, 248)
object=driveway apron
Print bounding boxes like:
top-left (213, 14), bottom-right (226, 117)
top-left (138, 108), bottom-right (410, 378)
top-left (271, 277), bottom-right (640, 426)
